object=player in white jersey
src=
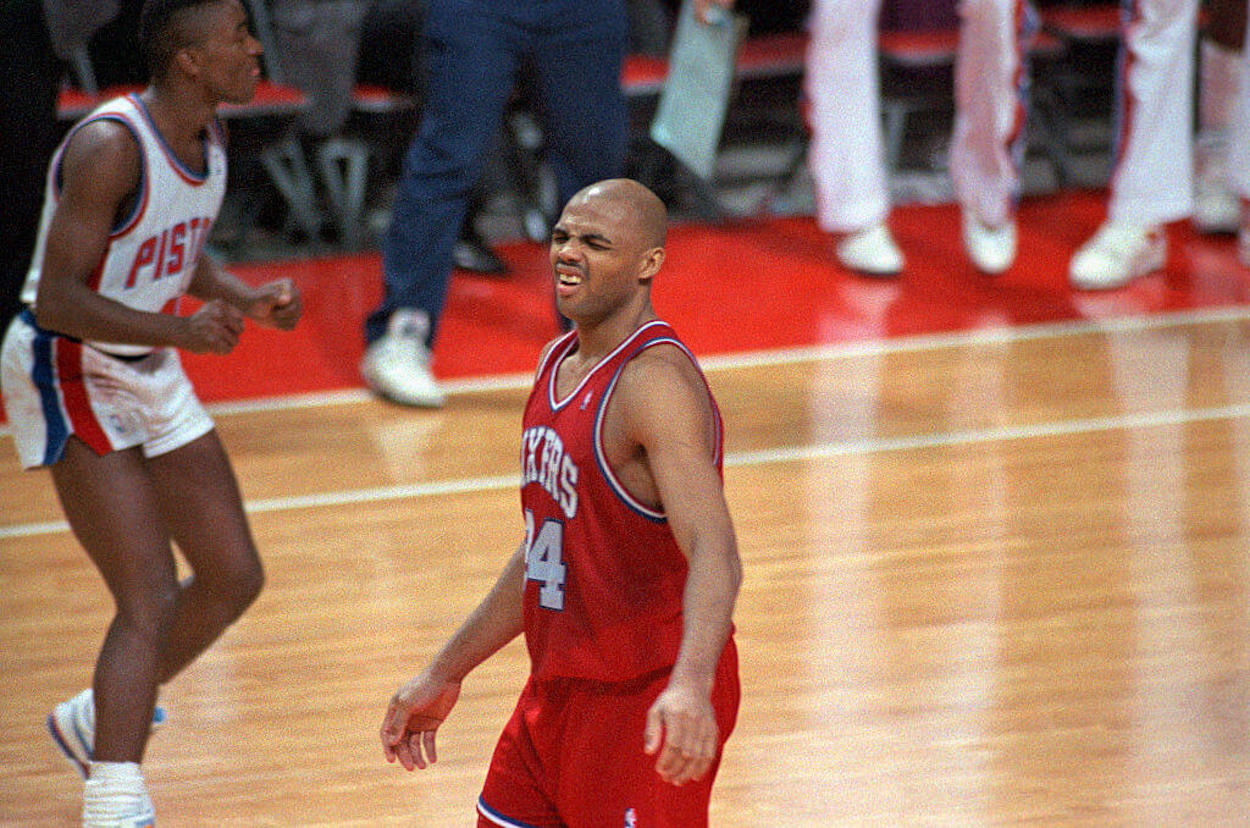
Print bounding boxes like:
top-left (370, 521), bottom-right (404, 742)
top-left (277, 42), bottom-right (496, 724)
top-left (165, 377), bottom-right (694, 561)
top-left (0, 1), bottom-right (302, 825)
top-left (805, 0), bottom-right (1036, 277)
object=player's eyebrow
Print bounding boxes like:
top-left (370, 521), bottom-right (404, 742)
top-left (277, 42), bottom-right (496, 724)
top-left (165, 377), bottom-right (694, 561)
top-left (552, 226), bottom-right (615, 247)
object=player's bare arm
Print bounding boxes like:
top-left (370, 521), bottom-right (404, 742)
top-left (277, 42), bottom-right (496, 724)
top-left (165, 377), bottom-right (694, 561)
top-left (380, 541), bottom-right (528, 771)
top-left (187, 255), bottom-right (303, 331)
top-left (34, 121), bottom-right (186, 346)
top-left (614, 347), bottom-right (742, 786)
top-left (34, 121), bottom-right (247, 354)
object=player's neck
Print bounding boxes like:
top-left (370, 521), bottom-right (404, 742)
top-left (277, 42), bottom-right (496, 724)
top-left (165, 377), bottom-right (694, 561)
top-left (573, 305), bottom-right (658, 365)
top-left (139, 85), bottom-right (215, 147)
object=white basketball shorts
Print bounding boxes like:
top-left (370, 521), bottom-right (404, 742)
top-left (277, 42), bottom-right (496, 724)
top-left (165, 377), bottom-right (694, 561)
top-left (1, 309), bottom-right (214, 469)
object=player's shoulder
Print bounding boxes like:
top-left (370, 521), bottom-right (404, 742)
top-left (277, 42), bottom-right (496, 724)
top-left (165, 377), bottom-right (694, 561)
top-left (63, 117), bottom-right (143, 178)
top-left (616, 338), bottom-right (707, 406)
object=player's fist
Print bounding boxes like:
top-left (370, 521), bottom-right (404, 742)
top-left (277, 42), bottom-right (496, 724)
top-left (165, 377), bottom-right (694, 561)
top-left (181, 299), bottom-right (245, 354)
top-left (244, 278), bottom-right (302, 330)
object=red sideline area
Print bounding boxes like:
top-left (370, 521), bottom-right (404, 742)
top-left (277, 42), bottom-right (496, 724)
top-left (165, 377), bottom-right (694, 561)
top-left (5, 190), bottom-right (1249, 415)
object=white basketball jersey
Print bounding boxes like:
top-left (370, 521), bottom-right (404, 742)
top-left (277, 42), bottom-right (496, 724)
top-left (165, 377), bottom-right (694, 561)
top-left (21, 93), bottom-right (228, 356)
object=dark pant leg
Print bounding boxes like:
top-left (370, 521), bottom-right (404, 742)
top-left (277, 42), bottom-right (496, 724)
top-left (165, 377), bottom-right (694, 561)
top-left (527, 0), bottom-right (630, 205)
top-left (365, 0), bottom-right (520, 345)
top-left (0, 0), bottom-right (59, 330)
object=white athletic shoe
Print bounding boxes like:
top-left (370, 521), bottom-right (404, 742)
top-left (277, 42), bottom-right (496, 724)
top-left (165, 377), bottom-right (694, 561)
top-left (835, 224), bottom-right (904, 276)
top-left (48, 690), bottom-right (166, 779)
top-left (962, 211), bottom-right (1017, 274)
top-left (360, 308), bottom-right (446, 408)
top-left (1069, 222), bottom-right (1166, 290)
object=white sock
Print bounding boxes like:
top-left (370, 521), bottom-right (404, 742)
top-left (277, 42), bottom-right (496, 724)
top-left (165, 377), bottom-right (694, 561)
top-left (82, 762), bottom-right (151, 826)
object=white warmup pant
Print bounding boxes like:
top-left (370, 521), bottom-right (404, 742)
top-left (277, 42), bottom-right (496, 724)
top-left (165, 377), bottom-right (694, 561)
top-left (1107, 0), bottom-right (1200, 226)
top-left (805, 0), bottom-right (1031, 233)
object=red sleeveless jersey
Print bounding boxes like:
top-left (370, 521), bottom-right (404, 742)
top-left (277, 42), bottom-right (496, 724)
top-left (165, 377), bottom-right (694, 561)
top-left (519, 320), bottom-right (725, 682)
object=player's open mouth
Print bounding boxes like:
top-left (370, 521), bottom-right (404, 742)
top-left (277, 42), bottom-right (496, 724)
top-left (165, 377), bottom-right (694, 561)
top-left (556, 268), bottom-right (583, 287)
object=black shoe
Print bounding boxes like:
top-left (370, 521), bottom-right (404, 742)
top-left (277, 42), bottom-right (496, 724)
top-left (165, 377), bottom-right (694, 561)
top-left (452, 227), bottom-right (507, 274)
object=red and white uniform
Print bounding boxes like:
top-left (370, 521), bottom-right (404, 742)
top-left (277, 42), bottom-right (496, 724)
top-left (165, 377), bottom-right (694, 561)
top-left (478, 320), bottom-right (740, 828)
top-left (1, 94), bottom-right (225, 468)
top-left (20, 93), bottom-right (226, 356)
top-left (806, 0), bottom-right (1034, 232)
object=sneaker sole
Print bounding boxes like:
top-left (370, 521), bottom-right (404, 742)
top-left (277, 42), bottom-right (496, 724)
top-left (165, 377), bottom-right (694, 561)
top-left (47, 701), bottom-right (168, 779)
top-left (46, 710), bottom-right (90, 778)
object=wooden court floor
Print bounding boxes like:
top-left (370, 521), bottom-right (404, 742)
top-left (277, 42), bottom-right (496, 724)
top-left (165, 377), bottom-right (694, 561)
top-left (4, 308), bottom-right (1250, 825)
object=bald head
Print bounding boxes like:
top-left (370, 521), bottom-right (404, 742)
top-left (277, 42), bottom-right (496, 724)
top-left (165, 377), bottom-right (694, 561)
top-left (566, 178), bottom-right (668, 251)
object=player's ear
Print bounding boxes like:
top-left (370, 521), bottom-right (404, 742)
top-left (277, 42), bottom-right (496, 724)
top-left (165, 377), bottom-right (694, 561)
top-left (173, 46), bottom-right (202, 80)
top-left (638, 247), bottom-right (665, 283)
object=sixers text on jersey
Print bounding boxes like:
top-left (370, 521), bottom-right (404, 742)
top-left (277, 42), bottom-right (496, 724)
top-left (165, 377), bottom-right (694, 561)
top-left (520, 424), bottom-right (579, 520)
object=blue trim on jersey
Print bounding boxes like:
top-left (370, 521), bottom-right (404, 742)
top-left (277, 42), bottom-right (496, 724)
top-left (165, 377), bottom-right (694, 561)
top-left (476, 796), bottom-right (543, 828)
top-left (24, 310), bottom-right (69, 466)
top-left (129, 93), bottom-right (212, 183)
top-left (55, 113), bottom-right (149, 237)
top-left (592, 335), bottom-right (679, 524)
top-left (547, 320), bottom-right (670, 413)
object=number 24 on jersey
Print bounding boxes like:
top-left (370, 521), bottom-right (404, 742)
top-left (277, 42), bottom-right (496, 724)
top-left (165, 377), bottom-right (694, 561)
top-left (524, 509), bottom-right (566, 611)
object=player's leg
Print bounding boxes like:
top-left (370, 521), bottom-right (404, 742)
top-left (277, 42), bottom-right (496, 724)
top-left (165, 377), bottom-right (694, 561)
top-left (51, 439), bottom-right (178, 763)
top-left (1071, 0), bottom-right (1201, 289)
top-left (951, 0), bottom-right (1033, 273)
top-left (477, 678), bottom-right (564, 828)
top-left (143, 429), bottom-right (263, 684)
top-left (50, 438), bottom-right (177, 823)
top-left (805, 0), bottom-right (902, 275)
top-left (558, 647), bottom-right (740, 827)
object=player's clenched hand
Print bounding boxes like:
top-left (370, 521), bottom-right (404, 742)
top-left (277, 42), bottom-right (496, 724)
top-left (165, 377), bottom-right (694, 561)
top-left (181, 299), bottom-right (244, 354)
top-left (644, 683), bottom-right (719, 786)
top-left (243, 278), bottom-right (302, 330)
top-left (380, 671), bottom-right (462, 771)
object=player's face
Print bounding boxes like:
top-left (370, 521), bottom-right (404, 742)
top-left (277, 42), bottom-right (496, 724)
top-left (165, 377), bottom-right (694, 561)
top-left (549, 196), bottom-right (649, 324)
top-left (184, 0), bottom-right (262, 105)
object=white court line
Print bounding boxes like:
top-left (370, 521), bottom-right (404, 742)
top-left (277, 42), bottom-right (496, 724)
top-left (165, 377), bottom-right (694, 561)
top-left (4, 401), bottom-right (1249, 539)
top-left (2, 304), bottom-right (1249, 433)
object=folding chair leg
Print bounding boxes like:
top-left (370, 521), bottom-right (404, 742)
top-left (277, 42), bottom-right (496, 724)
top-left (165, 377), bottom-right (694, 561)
top-left (259, 135), bottom-right (322, 240)
top-left (316, 137), bottom-right (370, 248)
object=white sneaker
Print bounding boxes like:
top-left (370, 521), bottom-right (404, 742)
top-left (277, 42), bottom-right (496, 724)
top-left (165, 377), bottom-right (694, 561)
top-left (1069, 222), bottom-right (1166, 290)
top-left (361, 308), bottom-right (446, 408)
top-left (836, 224), bottom-right (903, 276)
top-left (962, 211), bottom-right (1017, 274)
top-left (48, 690), bottom-right (166, 779)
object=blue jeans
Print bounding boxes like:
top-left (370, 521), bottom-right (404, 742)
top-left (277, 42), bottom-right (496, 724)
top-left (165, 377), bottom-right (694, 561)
top-left (365, 0), bottom-right (629, 345)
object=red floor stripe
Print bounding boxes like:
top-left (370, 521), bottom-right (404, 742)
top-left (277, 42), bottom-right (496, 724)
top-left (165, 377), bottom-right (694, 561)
top-left (7, 191), bottom-right (1250, 414)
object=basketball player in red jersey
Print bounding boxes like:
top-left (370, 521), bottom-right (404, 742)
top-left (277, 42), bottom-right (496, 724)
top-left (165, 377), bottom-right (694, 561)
top-left (0, 2), bottom-right (301, 823)
top-left (380, 178), bottom-right (742, 827)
